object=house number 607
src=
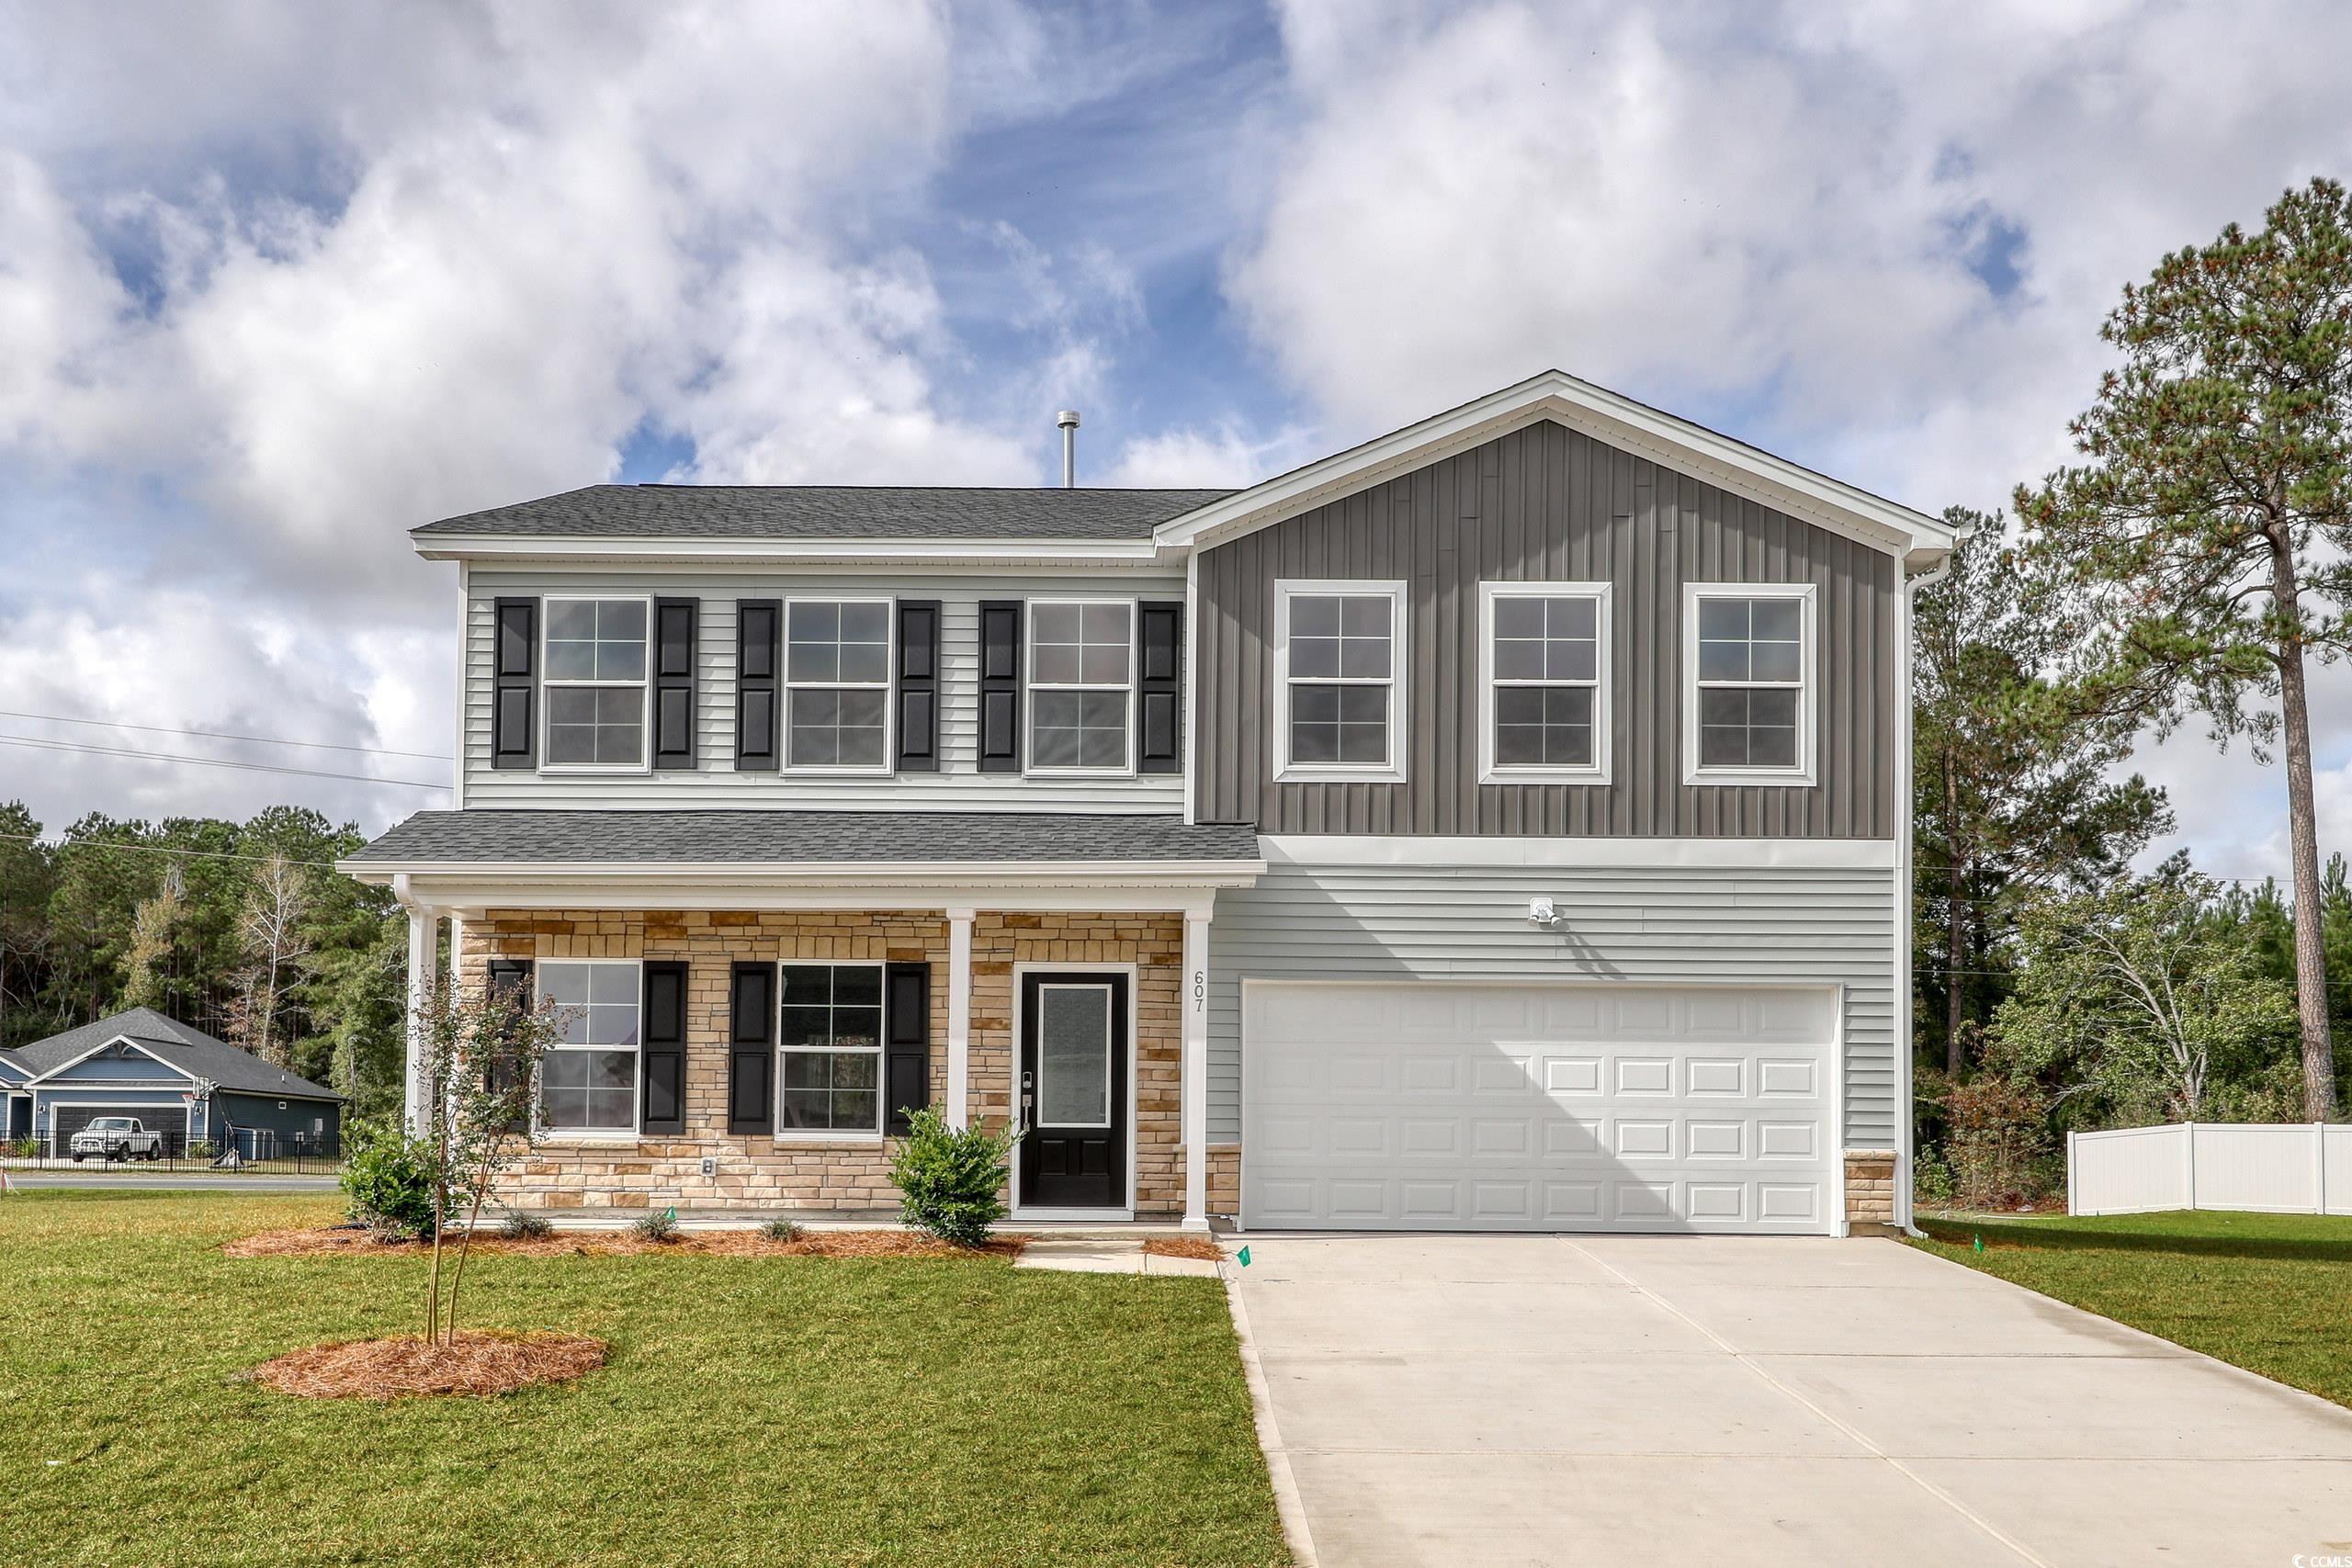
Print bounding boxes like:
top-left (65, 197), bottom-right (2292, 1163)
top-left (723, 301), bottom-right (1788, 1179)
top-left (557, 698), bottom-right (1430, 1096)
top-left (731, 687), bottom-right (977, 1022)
top-left (1192, 969), bottom-right (1205, 1012)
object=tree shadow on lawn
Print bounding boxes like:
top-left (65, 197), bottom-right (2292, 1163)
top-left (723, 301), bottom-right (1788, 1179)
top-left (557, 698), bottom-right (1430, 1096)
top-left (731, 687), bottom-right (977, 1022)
top-left (1916, 1214), bottom-right (2352, 1264)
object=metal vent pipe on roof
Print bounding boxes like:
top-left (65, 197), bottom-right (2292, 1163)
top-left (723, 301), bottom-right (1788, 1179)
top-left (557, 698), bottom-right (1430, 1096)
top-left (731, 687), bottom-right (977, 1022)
top-left (1057, 410), bottom-right (1080, 488)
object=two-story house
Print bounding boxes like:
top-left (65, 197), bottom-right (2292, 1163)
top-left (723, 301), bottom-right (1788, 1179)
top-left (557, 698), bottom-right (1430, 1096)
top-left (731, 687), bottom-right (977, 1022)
top-left (344, 369), bottom-right (1958, 1235)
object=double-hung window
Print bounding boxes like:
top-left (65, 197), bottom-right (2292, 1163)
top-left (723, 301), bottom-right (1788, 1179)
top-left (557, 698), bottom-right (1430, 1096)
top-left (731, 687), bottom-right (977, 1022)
top-left (543, 597), bottom-right (650, 769)
top-left (1027, 600), bottom-right (1134, 773)
top-left (786, 600), bottom-right (891, 772)
top-left (538, 960), bottom-right (640, 1134)
top-left (778, 963), bottom-right (883, 1134)
top-left (1685, 582), bottom-right (1816, 785)
top-left (1480, 581), bottom-right (1610, 781)
top-left (1273, 580), bottom-right (1407, 782)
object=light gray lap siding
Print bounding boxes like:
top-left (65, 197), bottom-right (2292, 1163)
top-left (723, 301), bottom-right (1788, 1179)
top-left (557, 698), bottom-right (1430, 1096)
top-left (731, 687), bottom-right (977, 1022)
top-left (1206, 857), bottom-right (1900, 1150)
top-left (1193, 419), bottom-right (1897, 836)
top-left (463, 568), bottom-right (1185, 811)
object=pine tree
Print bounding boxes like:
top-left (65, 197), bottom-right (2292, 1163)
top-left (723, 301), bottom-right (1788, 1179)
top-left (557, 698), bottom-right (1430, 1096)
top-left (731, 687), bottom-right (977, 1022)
top-left (2018, 177), bottom-right (2352, 1120)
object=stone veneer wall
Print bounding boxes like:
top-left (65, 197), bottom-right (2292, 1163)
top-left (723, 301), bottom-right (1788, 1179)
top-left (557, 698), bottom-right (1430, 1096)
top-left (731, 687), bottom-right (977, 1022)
top-left (1844, 1150), bottom-right (1898, 1230)
top-left (461, 909), bottom-right (1185, 1217)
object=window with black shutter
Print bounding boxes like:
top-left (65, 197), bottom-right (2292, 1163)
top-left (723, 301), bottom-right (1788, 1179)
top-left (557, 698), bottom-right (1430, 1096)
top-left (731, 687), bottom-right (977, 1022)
top-left (978, 600), bottom-right (1022, 772)
top-left (736, 600), bottom-right (781, 771)
top-left (895, 600), bottom-right (940, 773)
top-left (1137, 599), bottom-right (1183, 773)
top-left (727, 962), bottom-right (775, 1134)
top-left (492, 599), bottom-right (538, 769)
top-left (641, 962), bottom-right (688, 1134)
top-left (883, 963), bottom-right (931, 1134)
top-left (652, 599), bottom-right (698, 768)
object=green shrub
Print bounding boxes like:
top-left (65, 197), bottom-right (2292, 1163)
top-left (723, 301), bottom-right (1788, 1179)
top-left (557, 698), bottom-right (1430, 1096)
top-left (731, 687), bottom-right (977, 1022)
top-left (760, 1218), bottom-right (803, 1242)
top-left (1912, 1147), bottom-right (1957, 1208)
top-left (1942, 1074), bottom-right (2051, 1210)
top-left (631, 1208), bottom-right (681, 1243)
top-left (183, 1139), bottom-right (217, 1161)
top-left (340, 1118), bottom-right (457, 1239)
top-left (500, 1210), bottom-right (554, 1240)
top-left (6, 1135), bottom-right (40, 1159)
top-left (888, 1107), bottom-right (1017, 1247)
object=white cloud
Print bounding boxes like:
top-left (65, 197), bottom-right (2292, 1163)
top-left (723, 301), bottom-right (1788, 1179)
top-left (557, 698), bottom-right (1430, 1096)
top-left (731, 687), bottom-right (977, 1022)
top-left (1102, 423), bottom-right (1316, 489)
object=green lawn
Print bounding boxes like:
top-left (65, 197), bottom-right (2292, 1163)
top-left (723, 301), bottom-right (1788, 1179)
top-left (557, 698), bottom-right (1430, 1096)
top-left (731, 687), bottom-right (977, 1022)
top-left (0, 1191), bottom-right (1287, 1568)
top-left (1913, 1207), bottom-right (2352, 1409)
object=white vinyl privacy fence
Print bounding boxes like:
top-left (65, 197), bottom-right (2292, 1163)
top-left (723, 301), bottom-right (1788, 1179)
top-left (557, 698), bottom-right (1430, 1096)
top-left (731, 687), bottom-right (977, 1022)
top-left (2068, 1122), bottom-right (2352, 1216)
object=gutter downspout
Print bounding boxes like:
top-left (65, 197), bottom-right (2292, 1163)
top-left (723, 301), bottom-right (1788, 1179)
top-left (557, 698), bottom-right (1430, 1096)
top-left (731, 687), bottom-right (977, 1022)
top-left (1897, 547), bottom-right (1956, 1237)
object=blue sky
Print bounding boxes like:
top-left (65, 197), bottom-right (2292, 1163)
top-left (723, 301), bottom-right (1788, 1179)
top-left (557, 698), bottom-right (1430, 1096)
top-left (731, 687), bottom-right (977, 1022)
top-left (4, 0), bottom-right (2352, 877)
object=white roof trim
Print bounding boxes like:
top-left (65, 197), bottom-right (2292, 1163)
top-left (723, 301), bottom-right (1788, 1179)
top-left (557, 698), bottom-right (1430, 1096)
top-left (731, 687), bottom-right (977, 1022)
top-left (1153, 369), bottom-right (1960, 567)
top-left (27, 1034), bottom-right (200, 1088)
top-left (342, 857), bottom-right (1262, 883)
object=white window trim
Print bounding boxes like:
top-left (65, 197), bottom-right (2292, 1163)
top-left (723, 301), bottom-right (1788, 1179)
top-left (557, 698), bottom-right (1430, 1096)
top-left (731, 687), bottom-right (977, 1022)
top-left (539, 593), bottom-right (653, 775)
top-left (1477, 580), bottom-right (1612, 784)
top-left (536, 957), bottom-right (644, 1139)
top-left (1682, 581), bottom-right (1818, 788)
top-left (782, 596), bottom-right (897, 778)
top-left (775, 958), bottom-right (887, 1141)
top-left (1272, 579), bottom-right (1408, 784)
top-left (1023, 595), bottom-right (1139, 779)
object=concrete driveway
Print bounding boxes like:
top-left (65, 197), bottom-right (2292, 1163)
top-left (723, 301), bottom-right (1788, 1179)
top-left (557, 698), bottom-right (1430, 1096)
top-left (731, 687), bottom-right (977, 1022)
top-left (1227, 1234), bottom-right (2352, 1566)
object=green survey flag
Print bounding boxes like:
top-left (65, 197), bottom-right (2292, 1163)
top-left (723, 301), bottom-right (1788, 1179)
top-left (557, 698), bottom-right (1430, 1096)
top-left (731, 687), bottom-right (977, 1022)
top-left (1237, 1246), bottom-right (1251, 1267)
top-left (1973, 1234), bottom-right (1984, 1254)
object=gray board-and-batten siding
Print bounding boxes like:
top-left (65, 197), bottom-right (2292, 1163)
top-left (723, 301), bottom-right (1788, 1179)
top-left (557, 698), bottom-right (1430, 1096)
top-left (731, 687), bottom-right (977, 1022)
top-left (1192, 419), bottom-right (1898, 839)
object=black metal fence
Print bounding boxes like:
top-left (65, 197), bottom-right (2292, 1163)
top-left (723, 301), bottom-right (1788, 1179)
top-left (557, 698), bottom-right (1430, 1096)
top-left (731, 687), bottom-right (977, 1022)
top-left (1, 1128), bottom-right (343, 1176)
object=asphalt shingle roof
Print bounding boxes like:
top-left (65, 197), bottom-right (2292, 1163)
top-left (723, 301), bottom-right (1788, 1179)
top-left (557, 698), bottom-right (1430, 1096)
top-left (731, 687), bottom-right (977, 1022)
top-left (413, 485), bottom-right (1234, 542)
top-left (347, 810), bottom-right (1262, 867)
top-left (7, 1008), bottom-right (341, 1099)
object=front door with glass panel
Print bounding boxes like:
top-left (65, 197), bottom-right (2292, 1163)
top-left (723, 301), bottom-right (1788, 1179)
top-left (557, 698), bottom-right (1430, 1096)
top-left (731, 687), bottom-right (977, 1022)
top-left (1018, 973), bottom-right (1128, 1209)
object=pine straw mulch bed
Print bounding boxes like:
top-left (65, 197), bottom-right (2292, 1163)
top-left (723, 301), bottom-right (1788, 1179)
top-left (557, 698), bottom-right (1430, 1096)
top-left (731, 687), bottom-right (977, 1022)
top-left (251, 1329), bottom-right (609, 1400)
top-left (223, 1225), bottom-right (1024, 1261)
top-left (1142, 1235), bottom-right (1226, 1261)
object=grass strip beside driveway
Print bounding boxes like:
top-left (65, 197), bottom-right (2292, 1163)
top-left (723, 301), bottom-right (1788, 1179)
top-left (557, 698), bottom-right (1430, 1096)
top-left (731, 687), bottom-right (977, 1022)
top-left (1913, 1208), bottom-right (2352, 1411)
top-left (0, 1190), bottom-right (1286, 1568)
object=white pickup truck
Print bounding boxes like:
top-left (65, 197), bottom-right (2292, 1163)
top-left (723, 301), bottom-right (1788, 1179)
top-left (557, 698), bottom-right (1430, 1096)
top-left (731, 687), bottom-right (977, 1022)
top-left (68, 1116), bottom-right (166, 1161)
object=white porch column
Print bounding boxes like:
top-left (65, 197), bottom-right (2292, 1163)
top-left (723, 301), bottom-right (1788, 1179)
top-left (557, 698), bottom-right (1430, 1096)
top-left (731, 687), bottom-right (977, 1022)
top-left (396, 875), bottom-right (437, 1135)
top-left (945, 908), bottom-right (975, 1130)
top-left (1182, 904), bottom-right (1212, 1230)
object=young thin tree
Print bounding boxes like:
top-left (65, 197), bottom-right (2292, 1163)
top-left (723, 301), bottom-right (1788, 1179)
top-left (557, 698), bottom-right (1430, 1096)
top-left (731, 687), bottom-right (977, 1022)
top-left (1996, 863), bottom-right (2300, 1122)
top-left (2018, 177), bottom-right (2352, 1120)
top-left (223, 853), bottom-right (312, 1069)
top-left (412, 975), bottom-right (561, 1346)
top-left (1914, 516), bottom-right (2170, 1074)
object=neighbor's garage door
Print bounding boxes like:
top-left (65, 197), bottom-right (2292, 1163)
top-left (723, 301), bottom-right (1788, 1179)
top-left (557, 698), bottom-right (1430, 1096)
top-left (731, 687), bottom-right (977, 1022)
top-left (49, 1103), bottom-right (187, 1151)
top-left (1242, 982), bottom-right (1838, 1234)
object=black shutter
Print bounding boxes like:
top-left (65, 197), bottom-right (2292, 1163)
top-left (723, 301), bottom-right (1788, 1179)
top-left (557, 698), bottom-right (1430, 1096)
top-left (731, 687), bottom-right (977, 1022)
top-left (978, 600), bottom-right (1023, 773)
top-left (492, 599), bottom-right (537, 769)
top-left (736, 600), bottom-right (781, 771)
top-left (1137, 599), bottom-right (1183, 774)
top-left (653, 599), bottom-right (698, 769)
top-left (641, 962), bottom-right (687, 1135)
top-left (485, 958), bottom-right (534, 1131)
top-left (895, 600), bottom-right (940, 773)
top-left (883, 962), bottom-right (931, 1136)
top-left (727, 962), bottom-right (775, 1134)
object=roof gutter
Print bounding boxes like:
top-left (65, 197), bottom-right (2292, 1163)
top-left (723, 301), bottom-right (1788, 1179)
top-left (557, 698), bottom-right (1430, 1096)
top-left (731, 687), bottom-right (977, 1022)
top-left (410, 534), bottom-right (1181, 567)
top-left (344, 856), bottom-right (1267, 886)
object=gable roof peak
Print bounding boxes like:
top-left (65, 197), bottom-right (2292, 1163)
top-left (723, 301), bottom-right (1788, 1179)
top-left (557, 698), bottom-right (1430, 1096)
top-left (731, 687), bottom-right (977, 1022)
top-left (1151, 367), bottom-right (1961, 569)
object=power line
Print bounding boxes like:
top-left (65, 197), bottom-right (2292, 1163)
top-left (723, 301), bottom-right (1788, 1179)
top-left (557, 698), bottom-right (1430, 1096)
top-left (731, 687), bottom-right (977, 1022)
top-left (0, 829), bottom-right (343, 871)
top-left (0, 708), bottom-right (450, 762)
top-left (0, 733), bottom-right (447, 791)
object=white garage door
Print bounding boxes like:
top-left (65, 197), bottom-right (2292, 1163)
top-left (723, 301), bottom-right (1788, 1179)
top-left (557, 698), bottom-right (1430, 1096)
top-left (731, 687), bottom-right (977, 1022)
top-left (1242, 982), bottom-right (1838, 1234)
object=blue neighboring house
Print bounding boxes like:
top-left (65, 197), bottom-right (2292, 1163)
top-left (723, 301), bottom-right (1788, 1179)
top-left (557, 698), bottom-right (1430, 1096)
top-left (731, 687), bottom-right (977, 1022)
top-left (1, 1008), bottom-right (343, 1157)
